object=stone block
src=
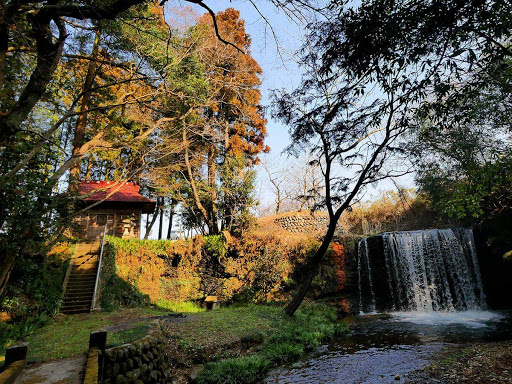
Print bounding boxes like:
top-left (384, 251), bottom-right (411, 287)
top-left (4, 342), bottom-right (28, 367)
top-left (89, 331), bottom-right (107, 351)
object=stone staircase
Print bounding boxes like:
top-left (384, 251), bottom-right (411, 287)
top-left (61, 241), bottom-right (101, 315)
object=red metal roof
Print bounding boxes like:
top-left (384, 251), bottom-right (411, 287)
top-left (78, 181), bottom-right (155, 206)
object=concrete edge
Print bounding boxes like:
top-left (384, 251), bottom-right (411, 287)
top-left (0, 360), bottom-right (26, 384)
top-left (83, 347), bottom-right (99, 384)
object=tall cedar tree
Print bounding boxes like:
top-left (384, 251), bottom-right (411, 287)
top-left (179, 9), bottom-right (267, 235)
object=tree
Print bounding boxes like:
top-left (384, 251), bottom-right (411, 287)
top-left (260, 155), bottom-right (324, 215)
top-left (273, 57), bottom-right (408, 316)
top-left (411, 81), bottom-right (512, 222)
top-left (314, 0), bottom-right (512, 122)
top-left (0, 1), bottom-right (251, 294)
top-left (273, 0), bottom-right (512, 316)
top-left (150, 8), bottom-right (267, 236)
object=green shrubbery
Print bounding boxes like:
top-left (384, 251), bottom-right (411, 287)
top-left (204, 235), bottom-right (227, 260)
top-left (0, 251), bottom-right (69, 349)
top-left (154, 299), bottom-right (204, 313)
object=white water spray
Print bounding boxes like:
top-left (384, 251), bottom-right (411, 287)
top-left (358, 228), bottom-right (487, 312)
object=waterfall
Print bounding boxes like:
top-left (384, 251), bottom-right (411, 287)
top-left (357, 238), bottom-right (376, 313)
top-left (357, 228), bottom-right (487, 312)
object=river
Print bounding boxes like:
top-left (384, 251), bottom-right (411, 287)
top-left (265, 310), bottom-right (512, 383)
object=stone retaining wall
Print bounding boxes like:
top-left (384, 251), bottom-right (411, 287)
top-left (273, 212), bottom-right (329, 233)
top-left (101, 335), bottom-right (168, 384)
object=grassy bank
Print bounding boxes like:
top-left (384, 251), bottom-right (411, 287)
top-left (0, 307), bottom-right (170, 363)
top-left (164, 302), bottom-right (348, 383)
top-left (1, 301), bottom-right (346, 384)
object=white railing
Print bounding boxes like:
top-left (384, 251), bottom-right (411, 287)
top-left (91, 224), bottom-right (107, 311)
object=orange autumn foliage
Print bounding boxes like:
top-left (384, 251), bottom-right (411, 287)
top-left (197, 8), bottom-right (269, 163)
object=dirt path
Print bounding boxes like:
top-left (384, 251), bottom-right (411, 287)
top-left (14, 356), bottom-right (85, 384)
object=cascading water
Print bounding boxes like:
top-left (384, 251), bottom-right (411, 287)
top-left (358, 228), bottom-right (487, 312)
top-left (357, 238), bottom-right (376, 314)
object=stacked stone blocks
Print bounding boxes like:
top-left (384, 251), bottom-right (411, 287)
top-left (101, 335), bottom-right (168, 384)
top-left (274, 213), bottom-right (329, 233)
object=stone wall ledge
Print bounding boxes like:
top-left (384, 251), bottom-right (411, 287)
top-left (0, 360), bottom-right (26, 384)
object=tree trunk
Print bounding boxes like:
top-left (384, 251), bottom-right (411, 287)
top-left (144, 197), bottom-right (161, 239)
top-left (69, 29), bottom-right (101, 188)
top-left (0, 250), bottom-right (16, 296)
top-left (284, 215), bottom-right (339, 316)
top-left (207, 144), bottom-right (218, 235)
top-left (158, 200), bottom-right (164, 240)
top-left (167, 201), bottom-right (174, 240)
top-left (0, 16), bottom-right (66, 146)
top-left (183, 130), bottom-right (217, 234)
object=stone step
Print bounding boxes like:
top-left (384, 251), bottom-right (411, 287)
top-left (64, 294), bottom-right (93, 300)
top-left (60, 241), bottom-right (101, 315)
top-left (61, 307), bottom-right (91, 314)
top-left (61, 300), bottom-right (92, 307)
top-left (72, 261), bottom-right (98, 267)
top-left (67, 278), bottom-right (96, 283)
top-left (68, 272), bottom-right (97, 278)
top-left (61, 308), bottom-right (90, 314)
top-left (67, 280), bottom-right (95, 285)
top-left (66, 286), bottom-right (95, 291)
top-left (68, 274), bottom-right (97, 280)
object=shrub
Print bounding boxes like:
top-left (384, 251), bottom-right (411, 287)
top-left (197, 355), bottom-right (270, 384)
top-left (0, 244), bottom-right (71, 349)
top-left (154, 300), bottom-right (204, 313)
top-left (98, 239), bottom-right (150, 311)
top-left (204, 235), bottom-right (227, 260)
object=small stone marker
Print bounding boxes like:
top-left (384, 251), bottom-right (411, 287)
top-left (204, 296), bottom-right (218, 310)
top-left (4, 342), bottom-right (28, 367)
top-left (89, 330), bottom-right (107, 351)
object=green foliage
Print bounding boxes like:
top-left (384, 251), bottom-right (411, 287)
top-left (0, 251), bottom-right (69, 349)
top-left (417, 151), bottom-right (512, 223)
top-left (197, 355), bottom-right (270, 384)
top-left (195, 303), bottom-right (348, 384)
top-left (106, 324), bottom-right (150, 348)
top-left (204, 235), bottom-right (227, 260)
top-left (104, 235), bottom-right (176, 255)
top-left (0, 315), bottom-right (50, 351)
top-left (219, 155), bottom-right (258, 236)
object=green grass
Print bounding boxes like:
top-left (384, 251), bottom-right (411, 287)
top-left (165, 303), bottom-right (348, 384)
top-left (165, 304), bottom-right (283, 352)
top-left (439, 347), bottom-right (474, 366)
top-left (155, 299), bottom-right (205, 313)
top-left (106, 323), bottom-right (150, 348)
top-left (0, 307), bottom-right (169, 363)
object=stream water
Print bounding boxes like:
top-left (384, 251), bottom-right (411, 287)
top-left (266, 228), bottom-right (511, 383)
top-left (265, 310), bottom-right (512, 383)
